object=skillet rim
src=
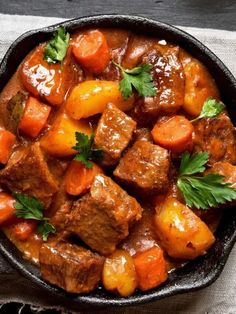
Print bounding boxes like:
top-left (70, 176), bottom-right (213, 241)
top-left (0, 14), bottom-right (236, 308)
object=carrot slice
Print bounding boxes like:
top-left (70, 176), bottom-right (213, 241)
top-left (12, 220), bottom-right (37, 241)
top-left (0, 129), bottom-right (15, 164)
top-left (0, 192), bottom-right (16, 224)
top-left (65, 160), bottom-right (102, 196)
top-left (73, 30), bottom-right (110, 74)
top-left (151, 115), bottom-right (193, 153)
top-left (133, 246), bottom-right (167, 291)
top-left (19, 96), bottom-right (51, 138)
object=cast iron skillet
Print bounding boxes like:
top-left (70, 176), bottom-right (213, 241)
top-left (0, 15), bottom-right (236, 308)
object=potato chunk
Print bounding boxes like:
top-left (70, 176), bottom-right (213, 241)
top-left (182, 58), bottom-right (220, 117)
top-left (102, 249), bottom-right (137, 296)
top-left (154, 197), bottom-right (215, 259)
top-left (65, 80), bottom-right (134, 120)
top-left (40, 113), bottom-right (92, 157)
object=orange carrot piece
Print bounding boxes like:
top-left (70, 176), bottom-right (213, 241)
top-left (151, 115), bottom-right (193, 153)
top-left (73, 30), bottom-right (110, 74)
top-left (65, 160), bottom-right (102, 196)
top-left (19, 96), bottom-right (51, 138)
top-left (0, 129), bottom-right (15, 164)
top-left (0, 192), bottom-right (16, 224)
top-left (12, 220), bottom-right (37, 241)
top-left (133, 246), bottom-right (168, 291)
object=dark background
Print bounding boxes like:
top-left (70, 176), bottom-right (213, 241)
top-left (0, 0), bottom-right (236, 313)
top-left (0, 0), bottom-right (236, 30)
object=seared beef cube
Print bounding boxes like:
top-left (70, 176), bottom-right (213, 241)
top-left (95, 103), bottom-right (136, 166)
top-left (130, 46), bottom-right (184, 126)
top-left (114, 140), bottom-right (170, 195)
top-left (0, 142), bottom-right (58, 207)
top-left (193, 113), bottom-right (236, 165)
top-left (39, 242), bottom-right (104, 293)
top-left (67, 174), bottom-right (142, 255)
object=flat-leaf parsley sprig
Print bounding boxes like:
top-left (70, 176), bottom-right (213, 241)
top-left (191, 98), bottom-right (225, 123)
top-left (13, 192), bottom-right (56, 241)
top-left (73, 132), bottom-right (103, 169)
top-left (44, 26), bottom-right (70, 64)
top-left (177, 152), bottom-right (236, 210)
top-left (113, 61), bottom-right (156, 100)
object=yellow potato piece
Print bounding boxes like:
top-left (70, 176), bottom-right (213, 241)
top-left (65, 80), bottom-right (134, 120)
top-left (102, 249), bottom-right (137, 297)
top-left (40, 112), bottom-right (92, 157)
top-left (182, 59), bottom-right (220, 117)
top-left (154, 197), bottom-right (215, 260)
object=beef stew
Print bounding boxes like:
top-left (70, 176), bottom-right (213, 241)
top-left (0, 26), bottom-right (235, 298)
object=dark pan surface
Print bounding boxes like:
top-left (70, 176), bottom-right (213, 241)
top-left (0, 15), bottom-right (236, 308)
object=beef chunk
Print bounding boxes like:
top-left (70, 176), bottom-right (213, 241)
top-left (0, 142), bottom-right (58, 207)
top-left (67, 174), bottom-right (142, 255)
top-left (133, 128), bottom-right (153, 143)
top-left (130, 46), bottom-right (185, 126)
top-left (94, 103), bottom-right (136, 166)
top-left (39, 242), bottom-right (104, 293)
top-left (114, 140), bottom-right (170, 195)
top-left (193, 112), bottom-right (236, 165)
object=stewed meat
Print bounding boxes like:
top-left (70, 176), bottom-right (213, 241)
top-left (130, 46), bottom-right (185, 126)
top-left (193, 112), bottom-right (236, 165)
top-left (67, 174), bottom-right (142, 255)
top-left (39, 241), bottom-right (104, 293)
top-left (0, 142), bottom-right (58, 207)
top-left (114, 140), bottom-right (170, 195)
top-left (94, 103), bottom-right (136, 166)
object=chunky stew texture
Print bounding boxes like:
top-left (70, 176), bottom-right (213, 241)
top-left (0, 26), bottom-right (236, 297)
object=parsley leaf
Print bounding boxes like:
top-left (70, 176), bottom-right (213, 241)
top-left (44, 26), bottom-right (70, 64)
top-left (13, 192), bottom-right (56, 241)
top-left (38, 221), bottom-right (56, 241)
top-left (177, 152), bottom-right (236, 210)
top-left (113, 62), bottom-right (156, 100)
top-left (191, 98), bottom-right (225, 123)
top-left (73, 132), bottom-right (103, 169)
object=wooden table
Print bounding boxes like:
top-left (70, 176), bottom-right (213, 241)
top-left (0, 0), bottom-right (236, 30)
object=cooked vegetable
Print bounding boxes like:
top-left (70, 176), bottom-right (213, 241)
top-left (183, 59), bottom-right (220, 117)
top-left (177, 152), bottom-right (236, 209)
top-left (73, 30), bottom-right (110, 73)
top-left (73, 132), bottom-right (103, 169)
top-left (18, 96), bottom-right (51, 138)
top-left (13, 192), bottom-right (56, 241)
top-left (21, 45), bottom-right (71, 106)
top-left (102, 249), bottom-right (137, 297)
top-left (44, 26), bottom-right (70, 64)
top-left (12, 220), bottom-right (37, 241)
top-left (154, 197), bottom-right (215, 259)
top-left (151, 116), bottom-right (193, 153)
top-left (113, 62), bottom-right (156, 100)
top-left (40, 113), bottom-right (92, 157)
top-left (0, 192), bottom-right (15, 224)
top-left (6, 91), bottom-right (26, 133)
top-left (191, 98), bottom-right (225, 123)
top-left (65, 160), bottom-right (102, 196)
top-left (133, 246), bottom-right (167, 291)
top-left (0, 129), bottom-right (16, 164)
top-left (65, 80), bottom-right (134, 120)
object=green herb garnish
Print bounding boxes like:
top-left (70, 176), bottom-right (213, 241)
top-left (13, 192), bottom-right (56, 241)
top-left (73, 132), bottom-right (103, 169)
top-left (113, 61), bottom-right (156, 100)
top-left (177, 152), bottom-right (236, 210)
top-left (44, 26), bottom-right (70, 64)
top-left (191, 98), bottom-right (225, 123)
